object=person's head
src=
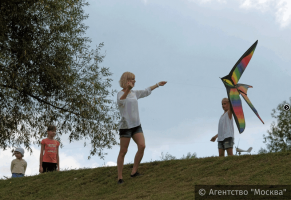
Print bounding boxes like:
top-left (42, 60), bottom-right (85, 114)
top-left (14, 147), bottom-right (24, 159)
top-left (47, 125), bottom-right (56, 139)
top-left (119, 72), bottom-right (135, 89)
top-left (222, 98), bottom-right (230, 112)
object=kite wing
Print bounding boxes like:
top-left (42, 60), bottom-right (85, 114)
top-left (237, 84), bottom-right (264, 124)
top-left (220, 40), bottom-right (263, 133)
top-left (221, 40), bottom-right (258, 85)
top-left (225, 86), bottom-right (246, 133)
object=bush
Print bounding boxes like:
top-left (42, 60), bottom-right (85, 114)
top-left (160, 152), bottom-right (197, 161)
top-left (181, 152), bottom-right (197, 159)
top-left (160, 152), bottom-right (176, 161)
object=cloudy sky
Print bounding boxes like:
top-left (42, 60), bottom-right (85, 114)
top-left (1, 0), bottom-right (291, 178)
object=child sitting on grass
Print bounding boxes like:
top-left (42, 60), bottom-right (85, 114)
top-left (39, 125), bottom-right (60, 173)
top-left (11, 147), bottom-right (27, 178)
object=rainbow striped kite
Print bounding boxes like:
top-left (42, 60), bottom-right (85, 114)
top-left (221, 40), bottom-right (264, 133)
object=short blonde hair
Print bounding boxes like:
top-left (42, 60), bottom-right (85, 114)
top-left (222, 98), bottom-right (229, 102)
top-left (119, 72), bottom-right (135, 88)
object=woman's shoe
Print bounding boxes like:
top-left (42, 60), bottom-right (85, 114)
top-left (130, 172), bottom-right (142, 177)
top-left (117, 179), bottom-right (124, 184)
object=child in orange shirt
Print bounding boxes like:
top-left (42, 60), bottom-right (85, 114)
top-left (39, 125), bottom-right (60, 173)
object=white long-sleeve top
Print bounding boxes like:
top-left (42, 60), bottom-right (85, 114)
top-left (117, 87), bottom-right (152, 129)
top-left (217, 111), bottom-right (234, 141)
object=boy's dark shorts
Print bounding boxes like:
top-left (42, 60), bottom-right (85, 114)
top-left (119, 125), bottom-right (143, 138)
top-left (218, 137), bottom-right (234, 149)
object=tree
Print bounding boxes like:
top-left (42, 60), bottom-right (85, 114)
top-left (0, 0), bottom-right (119, 158)
top-left (262, 97), bottom-right (291, 153)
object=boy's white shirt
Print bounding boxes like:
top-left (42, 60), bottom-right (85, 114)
top-left (217, 111), bottom-right (234, 141)
top-left (117, 87), bottom-right (151, 129)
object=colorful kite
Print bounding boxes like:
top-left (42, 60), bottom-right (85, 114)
top-left (221, 40), bottom-right (264, 133)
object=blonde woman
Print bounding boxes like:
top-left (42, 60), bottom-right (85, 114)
top-left (116, 72), bottom-right (167, 184)
top-left (210, 98), bottom-right (234, 157)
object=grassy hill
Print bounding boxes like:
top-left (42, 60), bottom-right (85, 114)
top-left (1, 152), bottom-right (291, 200)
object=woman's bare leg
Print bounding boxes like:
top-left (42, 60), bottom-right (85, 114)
top-left (131, 132), bottom-right (145, 175)
top-left (117, 137), bottom-right (130, 180)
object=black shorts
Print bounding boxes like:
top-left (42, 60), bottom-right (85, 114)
top-left (42, 162), bottom-right (57, 173)
top-left (119, 125), bottom-right (143, 138)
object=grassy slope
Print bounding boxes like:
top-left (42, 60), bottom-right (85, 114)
top-left (1, 152), bottom-right (291, 200)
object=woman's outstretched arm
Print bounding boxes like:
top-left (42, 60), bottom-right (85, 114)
top-left (150, 81), bottom-right (167, 91)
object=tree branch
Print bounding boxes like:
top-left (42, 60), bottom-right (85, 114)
top-left (0, 84), bottom-right (80, 116)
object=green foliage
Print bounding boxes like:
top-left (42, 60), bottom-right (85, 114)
top-left (257, 147), bottom-right (268, 154)
top-left (159, 152), bottom-right (197, 161)
top-left (181, 152), bottom-right (197, 159)
top-left (0, 0), bottom-right (119, 158)
top-left (160, 152), bottom-right (176, 161)
top-left (262, 97), bottom-right (291, 153)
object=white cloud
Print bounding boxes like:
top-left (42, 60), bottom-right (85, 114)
top-left (105, 161), bottom-right (117, 166)
top-left (188, 0), bottom-right (227, 3)
top-left (59, 152), bottom-right (82, 170)
top-left (240, 0), bottom-right (273, 12)
top-left (187, 0), bottom-right (291, 27)
top-left (142, 0), bottom-right (148, 5)
top-left (240, 0), bottom-right (291, 27)
top-left (91, 162), bottom-right (100, 168)
top-left (276, 0), bottom-right (291, 27)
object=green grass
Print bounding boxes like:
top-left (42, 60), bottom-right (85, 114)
top-left (1, 152), bottom-right (291, 200)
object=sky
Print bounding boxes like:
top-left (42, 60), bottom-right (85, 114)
top-left (1, 0), bottom-right (291, 178)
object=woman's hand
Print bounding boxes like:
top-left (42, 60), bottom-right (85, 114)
top-left (127, 81), bottom-right (134, 90)
top-left (158, 81), bottom-right (167, 86)
top-left (150, 81), bottom-right (167, 91)
top-left (39, 166), bottom-right (43, 173)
